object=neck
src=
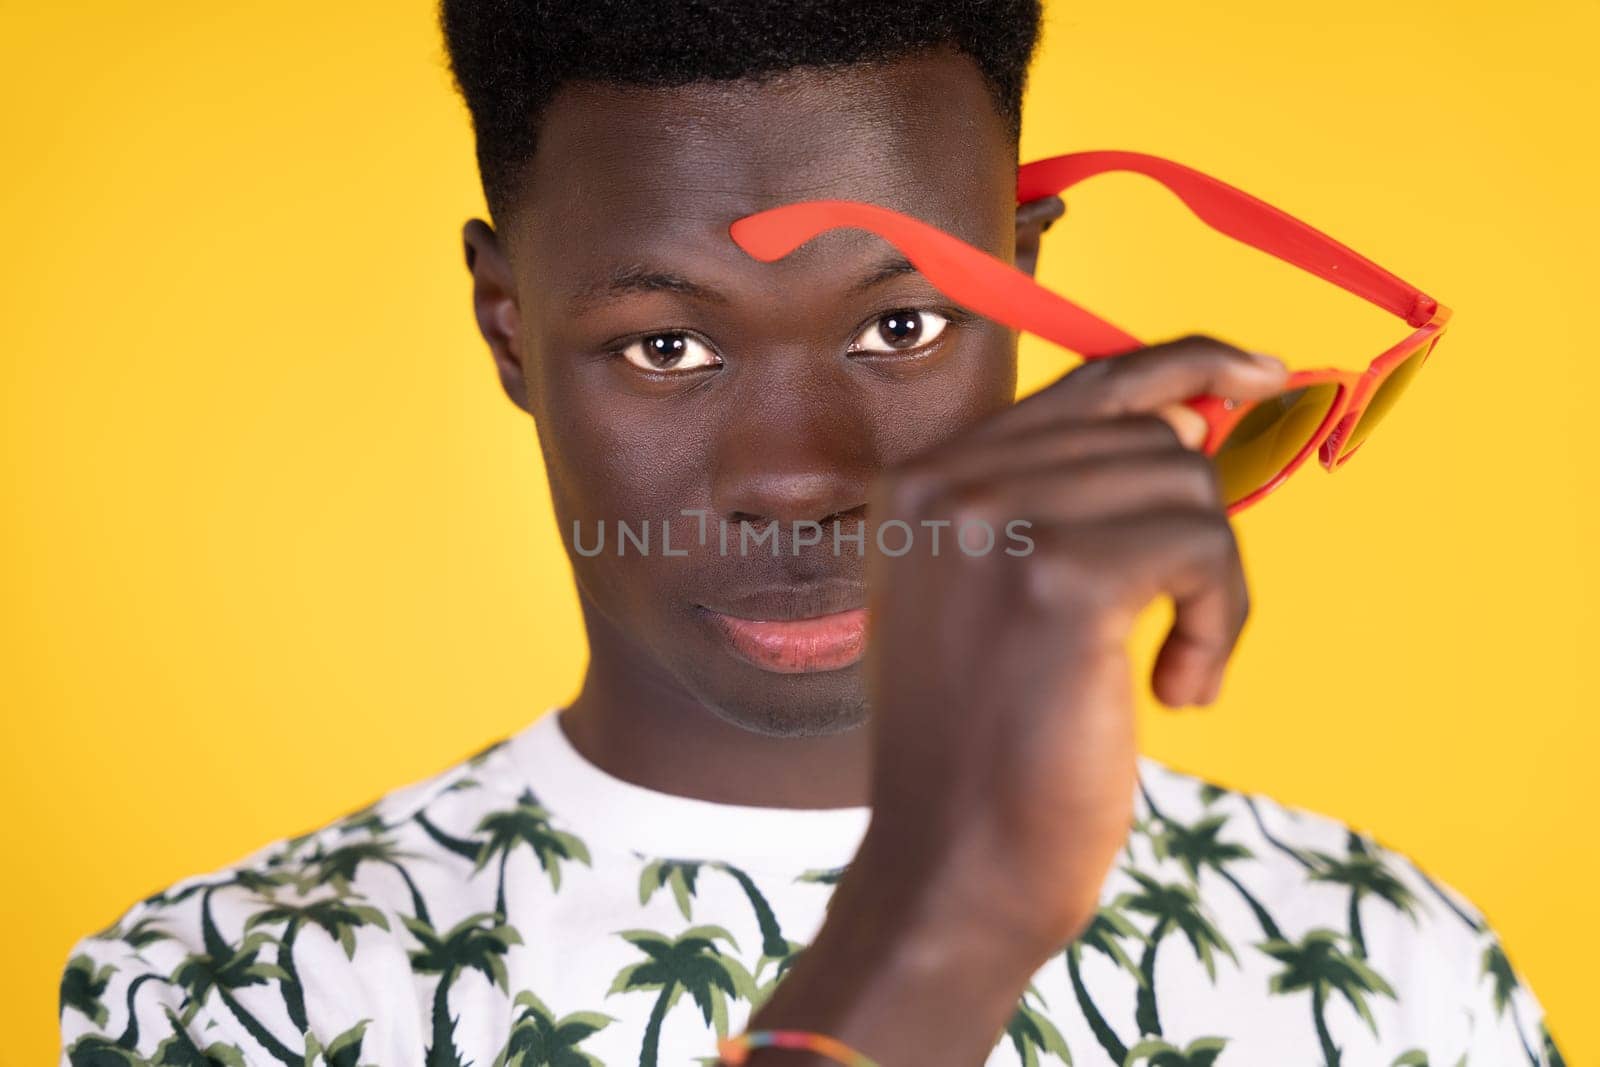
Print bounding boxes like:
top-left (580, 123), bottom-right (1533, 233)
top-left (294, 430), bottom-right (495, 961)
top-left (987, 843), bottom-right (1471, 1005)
top-left (558, 604), bottom-right (872, 811)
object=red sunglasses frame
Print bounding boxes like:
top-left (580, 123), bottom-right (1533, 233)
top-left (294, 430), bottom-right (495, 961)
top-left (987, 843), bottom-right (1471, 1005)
top-left (727, 150), bottom-right (1452, 514)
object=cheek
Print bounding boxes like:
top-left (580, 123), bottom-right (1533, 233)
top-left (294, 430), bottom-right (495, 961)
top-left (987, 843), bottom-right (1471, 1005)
top-left (538, 405), bottom-right (708, 630)
top-left (545, 417), bottom-right (709, 535)
top-left (875, 335), bottom-right (1018, 463)
top-left (532, 357), bottom-right (710, 526)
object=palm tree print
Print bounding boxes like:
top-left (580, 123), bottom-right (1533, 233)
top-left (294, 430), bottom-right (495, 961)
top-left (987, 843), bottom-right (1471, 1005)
top-left (1116, 868), bottom-right (1237, 1039)
top-left (56, 717), bottom-right (1568, 1067)
top-left (1138, 783), bottom-right (1284, 942)
top-left (1305, 833), bottom-right (1421, 959)
top-left (332, 802), bottom-right (389, 838)
top-left (1541, 1025), bottom-right (1567, 1067)
top-left (414, 809), bottom-right (485, 864)
top-left (144, 868), bottom-right (287, 911)
top-left (1412, 862), bottom-right (1484, 932)
top-left (638, 857), bottom-right (788, 959)
top-left (64, 972), bottom-right (174, 1064)
top-left (1413, 858), bottom-right (1556, 1067)
top-left (1261, 927), bottom-right (1397, 1067)
top-left (1482, 938), bottom-right (1542, 1064)
top-left (61, 954), bottom-right (116, 1029)
top-left (311, 837), bottom-right (433, 925)
top-left (1124, 1036), bottom-right (1228, 1066)
top-left (1002, 982), bottom-right (1073, 1066)
top-left (65, 918), bottom-right (181, 1062)
top-left (244, 895), bottom-right (390, 1033)
top-left (639, 859), bottom-right (701, 919)
top-left (493, 990), bottom-right (614, 1067)
top-left (405, 911), bottom-right (523, 1067)
top-left (261, 827), bottom-right (325, 876)
top-left (749, 937), bottom-right (805, 1011)
top-left (476, 790), bottom-right (592, 914)
top-left (70, 1005), bottom-right (251, 1066)
top-left (167, 883), bottom-right (299, 1064)
top-left (708, 864), bottom-right (786, 959)
top-left (607, 925), bottom-right (756, 1067)
top-left (1243, 796), bottom-right (1316, 872)
top-left (1483, 938), bottom-right (1519, 1017)
top-left (93, 915), bottom-right (172, 956)
top-left (796, 865), bottom-right (848, 921)
top-left (303, 1020), bottom-right (377, 1067)
top-left (1061, 905), bottom-right (1144, 1063)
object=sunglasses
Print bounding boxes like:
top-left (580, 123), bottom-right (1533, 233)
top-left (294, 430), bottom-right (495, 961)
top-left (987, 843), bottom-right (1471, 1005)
top-left (727, 150), bottom-right (1452, 514)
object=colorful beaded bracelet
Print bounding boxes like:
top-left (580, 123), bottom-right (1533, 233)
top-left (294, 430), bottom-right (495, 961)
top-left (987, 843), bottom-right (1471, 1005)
top-left (717, 1029), bottom-right (881, 1066)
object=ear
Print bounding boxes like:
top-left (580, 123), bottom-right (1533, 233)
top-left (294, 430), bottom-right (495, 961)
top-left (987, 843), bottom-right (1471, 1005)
top-left (461, 219), bottom-right (534, 415)
top-left (1014, 194), bottom-right (1065, 279)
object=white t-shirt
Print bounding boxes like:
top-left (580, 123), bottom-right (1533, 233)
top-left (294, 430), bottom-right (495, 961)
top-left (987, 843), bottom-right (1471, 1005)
top-left (59, 707), bottom-right (1564, 1066)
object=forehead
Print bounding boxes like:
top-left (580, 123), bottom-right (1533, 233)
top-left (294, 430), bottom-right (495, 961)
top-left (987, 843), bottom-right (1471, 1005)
top-left (510, 46), bottom-right (1016, 303)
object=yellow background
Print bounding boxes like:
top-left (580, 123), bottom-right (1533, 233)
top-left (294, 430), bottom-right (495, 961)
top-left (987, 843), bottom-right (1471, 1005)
top-left (3, 1), bottom-right (1594, 1061)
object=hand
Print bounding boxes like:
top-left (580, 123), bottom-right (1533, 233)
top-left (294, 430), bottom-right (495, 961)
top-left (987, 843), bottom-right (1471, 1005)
top-left (855, 334), bottom-right (1290, 955)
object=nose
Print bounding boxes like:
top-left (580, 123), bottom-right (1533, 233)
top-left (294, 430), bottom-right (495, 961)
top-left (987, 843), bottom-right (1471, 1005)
top-left (708, 367), bottom-right (877, 532)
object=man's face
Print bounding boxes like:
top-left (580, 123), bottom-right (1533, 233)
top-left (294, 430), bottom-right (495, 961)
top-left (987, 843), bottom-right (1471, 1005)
top-left (473, 45), bottom-right (1025, 737)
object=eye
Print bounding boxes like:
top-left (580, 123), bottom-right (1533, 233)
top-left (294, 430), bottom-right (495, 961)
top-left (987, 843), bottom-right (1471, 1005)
top-left (849, 309), bottom-right (952, 355)
top-left (616, 332), bottom-right (723, 374)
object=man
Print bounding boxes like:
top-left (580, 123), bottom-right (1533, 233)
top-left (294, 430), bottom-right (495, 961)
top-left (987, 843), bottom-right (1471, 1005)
top-left (59, 2), bottom-right (1564, 1065)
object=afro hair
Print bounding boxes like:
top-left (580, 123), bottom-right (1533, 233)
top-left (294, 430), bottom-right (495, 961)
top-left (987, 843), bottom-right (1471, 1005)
top-left (439, 0), bottom-right (1044, 221)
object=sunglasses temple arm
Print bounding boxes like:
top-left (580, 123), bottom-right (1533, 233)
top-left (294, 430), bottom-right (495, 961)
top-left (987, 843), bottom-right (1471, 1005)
top-left (728, 200), bottom-right (1145, 359)
top-left (1018, 150), bottom-right (1439, 328)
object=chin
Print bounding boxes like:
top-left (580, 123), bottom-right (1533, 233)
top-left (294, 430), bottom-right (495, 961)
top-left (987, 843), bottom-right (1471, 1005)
top-left (696, 667), bottom-right (871, 739)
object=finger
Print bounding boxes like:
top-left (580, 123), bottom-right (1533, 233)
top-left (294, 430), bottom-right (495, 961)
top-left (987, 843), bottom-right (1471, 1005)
top-left (994, 335), bottom-right (1288, 436)
top-left (890, 414), bottom-right (1186, 503)
top-left (1148, 517), bottom-right (1249, 708)
top-left (1155, 402), bottom-right (1209, 451)
top-left (1023, 508), bottom-right (1249, 706)
top-left (932, 448), bottom-right (1224, 528)
top-left (1078, 337), bottom-right (1290, 418)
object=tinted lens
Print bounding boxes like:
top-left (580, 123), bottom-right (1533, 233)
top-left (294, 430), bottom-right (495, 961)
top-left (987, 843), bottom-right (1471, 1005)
top-left (1212, 383), bottom-right (1342, 505)
top-left (1335, 338), bottom-right (1436, 460)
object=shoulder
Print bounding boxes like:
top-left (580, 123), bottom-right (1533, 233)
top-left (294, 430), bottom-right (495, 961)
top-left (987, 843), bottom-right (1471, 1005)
top-left (1132, 754), bottom-right (1566, 1065)
top-left (59, 735), bottom-right (522, 1064)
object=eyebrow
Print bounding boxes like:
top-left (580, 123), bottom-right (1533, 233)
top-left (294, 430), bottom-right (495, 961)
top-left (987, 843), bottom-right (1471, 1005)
top-left (563, 251), bottom-right (922, 315)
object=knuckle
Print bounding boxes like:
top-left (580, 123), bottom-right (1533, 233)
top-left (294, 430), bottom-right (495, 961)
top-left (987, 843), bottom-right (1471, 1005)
top-left (1158, 333), bottom-right (1263, 376)
top-left (1120, 412), bottom-right (1184, 449)
top-left (1018, 540), bottom-right (1094, 612)
top-left (939, 481), bottom-right (1005, 531)
top-left (1054, 356), bottom-right (1116, 400)
top-left (1172, 507), bottom-right (1240, 567)
top-left (1173, 449), bottom-right (1225, 504)
top-left (1202, 512), bottom-right (1245, 567)
top-left (1018, 528), bottom-right (1118, 617)
top-left (1168, 331), bottom-right (1237, 357)
top-left (1015, 551), bottom-right (1062, 611)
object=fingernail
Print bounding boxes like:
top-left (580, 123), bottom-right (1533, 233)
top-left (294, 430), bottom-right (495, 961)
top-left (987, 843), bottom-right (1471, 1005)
top-left (1158, 403), bottom-right (1209, 451)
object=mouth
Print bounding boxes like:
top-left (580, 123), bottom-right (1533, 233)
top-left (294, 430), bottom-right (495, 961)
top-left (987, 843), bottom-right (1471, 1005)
top-left (696, 583), bottom-right (868, 674)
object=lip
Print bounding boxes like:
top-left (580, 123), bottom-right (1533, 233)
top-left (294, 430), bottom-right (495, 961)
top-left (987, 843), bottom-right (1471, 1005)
top-left (700, 605), bottom-right (869, 674)
top-left (696, 581), bottom-right (868, 674)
